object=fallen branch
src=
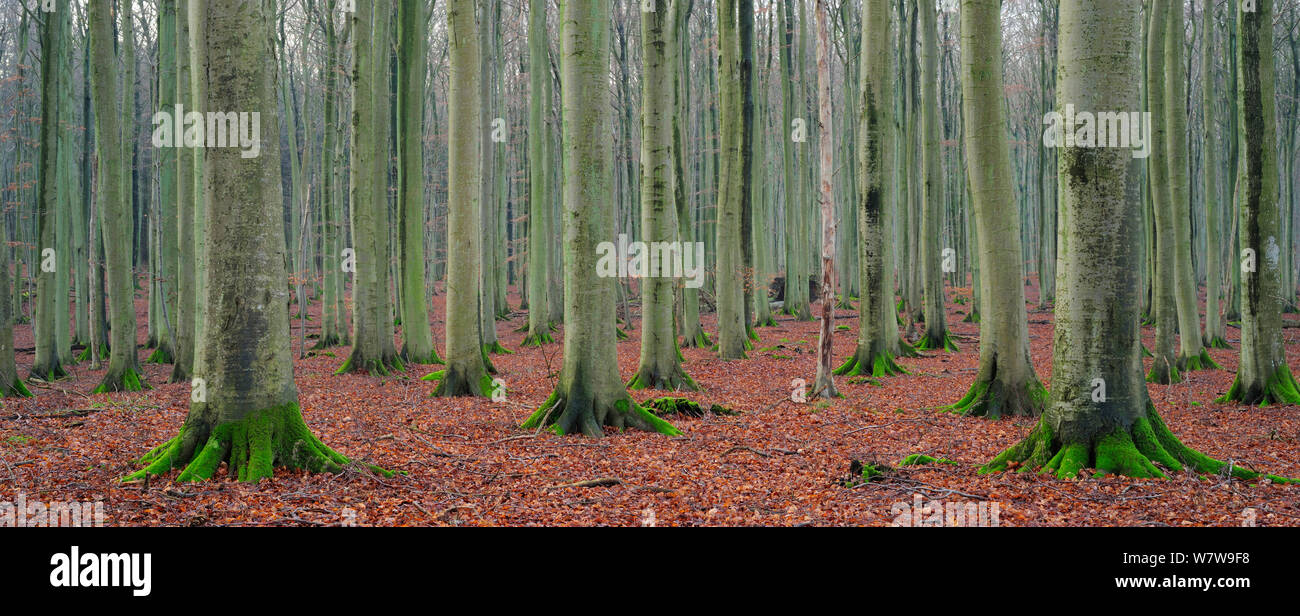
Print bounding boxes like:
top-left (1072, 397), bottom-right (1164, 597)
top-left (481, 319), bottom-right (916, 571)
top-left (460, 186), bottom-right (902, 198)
top-left (546, 477), bottom-right (621, 490)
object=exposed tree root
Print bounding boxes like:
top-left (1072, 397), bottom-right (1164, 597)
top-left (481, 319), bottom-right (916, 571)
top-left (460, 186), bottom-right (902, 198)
top-left (643, 396), bottom-right (734, 417)
top-left (310, 334), bottom-right (344, 350)
top-left (680, 330), bottom-right (713, 348)
top-left (144, 345), bottom-right (174, 365)
top-left (962, 309), bottom-right (980, 323)
top-left (615, 328), bottom-right (630, 341)
top-left (521, 390), bottom-right (680, 437)
top-left (982, 403), bottom-right (1297, 482)
top-left (122, 403), bottom-right (391, 483)
top-left (1179, 349), bottom-right (1220, 371)
top-left (627, 364), bottom-right (698, 391)
top-left (520, 331), bottom-right (555, 347)
top-left (93, 367), bottom-right (148, 394)
top-left (400, 346), bottom-right (444, 365)
top-left (1145, 356), bottom-right (1182, 384)
top-left (1206, 336), bottom-right (1233, 350)
top-left (913, 331), bottom-right (959, 352)
top-left (483, 341), bottom-right (513, 355)
top-left (1217, 365), bottom-right (1300, 406)
top-left (834, 350), bottom-right (909, 377)
top-left (754, 315), bottom-right (778, 327)
top-left (895, 338), bottom-right (921, 358)
top-left (335, 351), bottom-right (405, 377)
top-left (2, 378), bottom-right (33, 398)
top-left (1141, 343), bottom-right (1153, 358)
top-left (425, 368), bottom-right (494, 397)
top-left (29, 361), bottom-right (68, 383)
top-left (944, 376), bottom-right (1047, 419)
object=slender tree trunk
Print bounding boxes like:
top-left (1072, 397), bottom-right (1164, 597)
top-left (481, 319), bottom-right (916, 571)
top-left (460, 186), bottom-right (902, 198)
top-left (1145, 0), bottom-right (1181, 384)
top-left (397, 0), bottom-right (439, 364)
top-left (917, 0), bottom-right (955, 352)
top-left (90, 0), bottom-right (145, 393)
top-left (340, 1), bottom-right (402, 376)
top-left (1165, 1), bottom-right (1214, 371)
top-left (522, 0), bottom-right (554, 347)
top-left (715, 0), bottom-right (748, 360)
top-left (32, 0), bottom-right (68, 381)
top-left (811, 0), bottom-right (837, 400)
top-left (1219, 0), bottom-right (1300, 405)
top-left (631, 0), bottom-right (696, 391)
top-left (1203, 0), bottom-right (1229, 349)
top-left (432, 0), bottom-right (490, 397)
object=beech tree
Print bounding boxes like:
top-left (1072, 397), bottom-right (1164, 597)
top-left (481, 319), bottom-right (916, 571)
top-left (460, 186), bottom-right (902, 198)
top-left (986, 0), bottom-right (1291, 483)
top-left (948, 0), bottom-right (1046, 418)
top-left (126, 0), bottom-right (385, 483)
top-left (520, 0), bottom-right (678, 437)
top-left (1218, 0), bottom-right (1300, 406)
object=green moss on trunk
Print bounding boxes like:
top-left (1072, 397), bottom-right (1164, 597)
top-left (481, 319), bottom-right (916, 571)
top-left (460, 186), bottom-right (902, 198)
top-left (124, 403), bottom-right (390, 483)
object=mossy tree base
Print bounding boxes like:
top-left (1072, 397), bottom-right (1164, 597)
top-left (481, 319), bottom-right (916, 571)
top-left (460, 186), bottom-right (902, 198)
top-left (643, 396), bottom-right (734, 417)
top-left (123, 403), bottom-right (391, 483)
top-left (75, 346), bottom-right (110, 362)
top-left (834, 350), bottom-right (908, 377)
top-left (93, 367), bottom-right (148, 394)
top-left (484, 341), bottom-right (513, 355)
top-left (2, 378), bottom-right (33, 398)
top-left (754, 315), bottom-right (778, 327)
top-left (982, 403), bottom-right (1296, 482)
top-left (29, 361), bottom-right (68, 383)
top-left (1217, 366), bottom-right (1300, 406)
top-left (627, 364), bottom-right (698, 391)
top-left (426, 368), bottom-right (494, 397)
top-left (1206, 337), bottom-right (1233, 350)
top-left (1179, 349), bottom-right (1220, 371)
top-left (520, 331), bottom-right (555, 347)
top-left (680, 330), bottom-right (713, 348)
top-left (961, 310), bottom-right (980, 323)
top-left (310, 334), bottom-right (344, 350)
top-left (400, 348), bottom-right (445, 366)
top-left (895, 338), bottom-right (921, 358)
top-left (521, 389), bottom-right (680, 437)
top-left (913, 331), bottom-right (959, 352)
top-left (945, 376), bottom-right (1047, 419)
top-left (336, 351), bottom-right (405, 377)
top-left (1145, 357), bottom-right (1183, 384)
top-left (144, 346), bottom-right (174, 365)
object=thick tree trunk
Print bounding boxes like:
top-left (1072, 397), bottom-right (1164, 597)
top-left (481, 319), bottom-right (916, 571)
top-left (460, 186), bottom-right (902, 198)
top-left (987, 0), bottom-right (1292, 483)
top-left (128, 0), bottom-right (384, 483)
top-left (521, 0), bottom-right (677, 438)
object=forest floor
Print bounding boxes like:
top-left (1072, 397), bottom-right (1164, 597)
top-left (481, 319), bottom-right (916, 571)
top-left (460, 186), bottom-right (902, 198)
top-left (2, 279), bottom-right (1298, 526)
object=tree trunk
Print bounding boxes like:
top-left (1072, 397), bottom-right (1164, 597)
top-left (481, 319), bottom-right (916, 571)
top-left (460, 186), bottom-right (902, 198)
top-left (631, 0), bottom-right (696, 391)
top-left (90, 0), bottom-right (145, 393)
top-left (521, 0), bottom-right (678, 438)
top-left (949, 0), bottom-right (1046, 417)
top-left (522, 0), bottom-right (554, 347)
top-left (128, 0), bottom-right (386, 483)
top-left (33, 0), bottom-right (68, 381)
top-left (987, 0), bottom-right (1291, 483)
top-left (916, 0), bottom-right (956, 352)
top-left (1218, 0), bottom-right (1300, 405)
top-left (432, 0), bottom-right (491, 397)
top-left (397, 0), bottom-right (439, 364)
